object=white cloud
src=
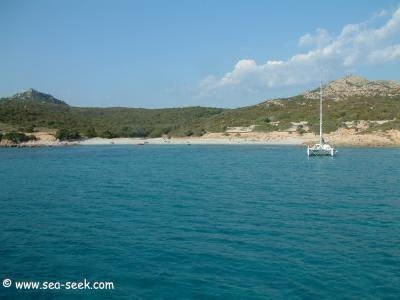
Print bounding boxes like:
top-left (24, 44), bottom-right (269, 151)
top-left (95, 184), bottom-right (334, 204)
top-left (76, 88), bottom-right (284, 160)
top-left (197, 7), bottom-right (400, 101)
top-left (368, 44), bottom-right (400, 63)
top-left (298, 28), bottom-right (332, 48)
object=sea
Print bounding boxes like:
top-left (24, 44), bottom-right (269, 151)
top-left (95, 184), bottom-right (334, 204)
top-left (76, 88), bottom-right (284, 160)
top-left (0, 145), bottom-right (399, 299)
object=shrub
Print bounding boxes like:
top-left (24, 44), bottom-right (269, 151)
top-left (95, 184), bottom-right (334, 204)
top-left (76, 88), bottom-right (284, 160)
top-left (189, 128), bottom-right (206, 137)
top-left (99, 130), bottom-right (117, 139)
top-left (3, 132), bottom-right (36, 143)
top-left (149, 127), bottom-right (171, 138)
top-left (56, 128), bottom-right (81, 141)
top-left (255, 117), bottom-right (272, 125)
top-left (184, 129), bottom-right (194, 136)
top-left (84, 127), bottom-right (97, 138)
top-left (296, 125), bottom-right (306, 135)
top-left (25, 125), bottom-right (35, 133)
top-left (277, 121), bottom-right (292, 131)
top-left (128, 127), bottom-right (150, 138)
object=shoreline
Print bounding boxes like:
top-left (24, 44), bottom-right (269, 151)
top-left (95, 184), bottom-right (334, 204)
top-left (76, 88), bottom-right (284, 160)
top-left (0, 137), bottom-right (305, 148)
top-left (2, 130), bottom-right (400, 148)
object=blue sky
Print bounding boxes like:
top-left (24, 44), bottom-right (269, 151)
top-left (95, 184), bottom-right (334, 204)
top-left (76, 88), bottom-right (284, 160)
top-left (1, 0), bottom-right (399, 108)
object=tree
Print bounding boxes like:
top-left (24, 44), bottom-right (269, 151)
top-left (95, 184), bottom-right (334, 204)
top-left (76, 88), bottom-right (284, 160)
top-left (56, 128), bottom-right (81, 141)
top-left (3, 132), bottom-right (36, 143)
top-left (84, 127), bottom-right (97, 138)
top-left (99, 130), bottom-right (116, 139)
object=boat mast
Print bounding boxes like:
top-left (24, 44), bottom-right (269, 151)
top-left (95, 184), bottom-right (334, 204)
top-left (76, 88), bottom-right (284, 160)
top-left (319, 79), bottom-right (323, 145)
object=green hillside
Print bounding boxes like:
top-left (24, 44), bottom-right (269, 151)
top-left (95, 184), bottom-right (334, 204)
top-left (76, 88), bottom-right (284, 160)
top-left (1, 77), bottom-right (400, 140)
top-left (0, 90), bottom-right (225, 138)
top-left (201, 95), bottom-right (400, 133)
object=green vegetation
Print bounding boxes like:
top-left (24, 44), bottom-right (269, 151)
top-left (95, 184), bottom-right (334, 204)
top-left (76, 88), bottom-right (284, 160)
top-left (56, 128), bottom-right (81, 141)
top-left (196, 95), bottom-right (400, 134)
top-left (84, 127), bottom-right (97, 138)
top-left (1, 89), bottom-right (400, 139)
top-left (2, 132), bottom-right (36, 143)
top-left (0, 94), bottom-right (224, 138)
top-left (296, 125), bottom-right (306, 135)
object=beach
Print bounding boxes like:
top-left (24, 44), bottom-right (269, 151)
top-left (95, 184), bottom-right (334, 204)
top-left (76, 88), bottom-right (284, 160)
top-left (3, 129), bottom-right (400, 148)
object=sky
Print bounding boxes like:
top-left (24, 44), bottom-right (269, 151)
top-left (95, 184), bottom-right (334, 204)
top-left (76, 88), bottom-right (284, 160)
top-left (1, 0), bottom-right (400, 108)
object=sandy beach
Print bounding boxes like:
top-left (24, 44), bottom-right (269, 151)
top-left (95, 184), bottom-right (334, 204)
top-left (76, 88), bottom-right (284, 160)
top-left (3, 129), bottom-right (400, 148)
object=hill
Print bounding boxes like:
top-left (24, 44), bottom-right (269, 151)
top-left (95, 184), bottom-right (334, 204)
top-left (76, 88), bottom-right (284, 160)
top-left (0, 90), bottom-right (225, 138)
top-left (7, 88), bottom-right (69, 106)
top-left (1, 76), bottom-right (400, 140)
top-left (303, 76), bottom-right (400, 100)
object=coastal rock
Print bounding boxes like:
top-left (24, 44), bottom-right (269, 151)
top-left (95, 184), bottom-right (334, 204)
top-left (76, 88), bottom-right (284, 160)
top-left (303, 76), bottom-right (400, 100)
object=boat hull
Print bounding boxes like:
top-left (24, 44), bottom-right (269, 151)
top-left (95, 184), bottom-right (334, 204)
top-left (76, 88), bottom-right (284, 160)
top-left (307, 149), bottom-right (335, 156)
top-left (307, 144), bottom-right (336, 157)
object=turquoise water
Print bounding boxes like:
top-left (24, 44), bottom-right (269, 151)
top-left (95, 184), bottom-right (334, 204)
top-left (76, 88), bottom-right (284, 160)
top-left (0, 145), bottom-right (399, 299)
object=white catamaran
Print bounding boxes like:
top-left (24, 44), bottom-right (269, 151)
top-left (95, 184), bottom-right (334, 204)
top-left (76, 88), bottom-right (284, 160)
top-left (307, 80), bottom-right (337, 157)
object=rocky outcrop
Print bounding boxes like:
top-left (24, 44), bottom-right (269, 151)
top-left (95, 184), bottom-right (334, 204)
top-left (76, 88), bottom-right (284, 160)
top-left (4, 88), bottom-right (68, 106)
top-left (303, 76), bottom-right (400, 100)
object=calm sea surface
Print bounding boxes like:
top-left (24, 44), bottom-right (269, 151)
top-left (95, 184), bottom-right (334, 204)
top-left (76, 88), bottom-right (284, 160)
top-left (0, 145), bottom-right (399, 299)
